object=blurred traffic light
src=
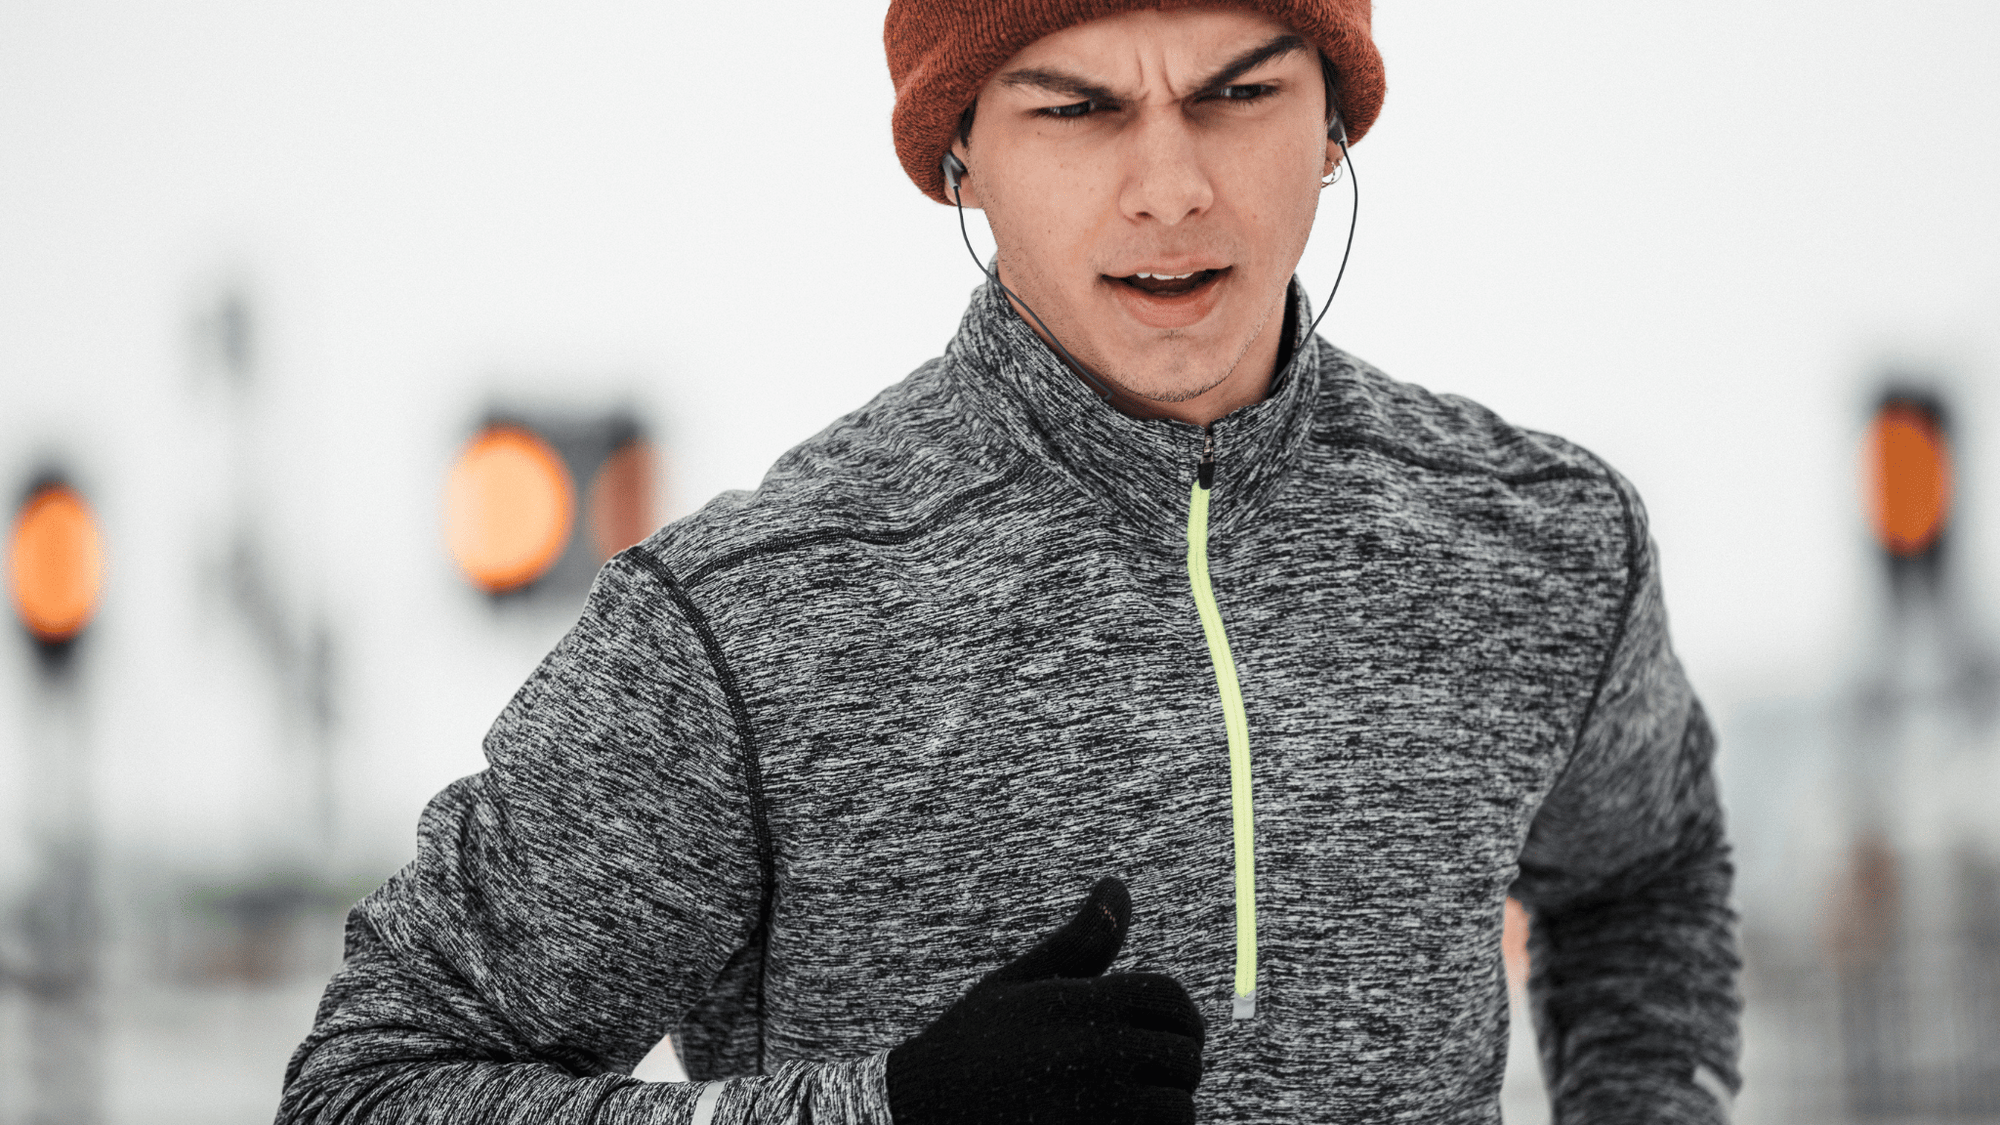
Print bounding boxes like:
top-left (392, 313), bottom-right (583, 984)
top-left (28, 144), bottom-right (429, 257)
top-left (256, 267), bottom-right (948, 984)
top-left (586, 437), bottom-right (656, 563)
top-left (444, 410), bottom-right (657, 599)
top-left (8, 476), bottom-right (104, 653)
top-left (1866, 395), bottom-right (1952, 561)
top-left (446, 426), bottom-right (575, 594)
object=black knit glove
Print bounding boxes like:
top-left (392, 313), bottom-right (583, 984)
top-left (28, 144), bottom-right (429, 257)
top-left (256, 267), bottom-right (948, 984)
top-left (885, 877), bottom-right (1204, 1124)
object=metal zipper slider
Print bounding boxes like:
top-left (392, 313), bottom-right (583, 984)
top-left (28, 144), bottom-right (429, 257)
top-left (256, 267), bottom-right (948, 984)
top-left (1198, 427), bottom-right (1216, 489)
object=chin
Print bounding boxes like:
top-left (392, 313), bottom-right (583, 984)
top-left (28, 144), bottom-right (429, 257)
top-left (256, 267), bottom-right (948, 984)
top-left (1101, 343), bottom-right (1240, 403)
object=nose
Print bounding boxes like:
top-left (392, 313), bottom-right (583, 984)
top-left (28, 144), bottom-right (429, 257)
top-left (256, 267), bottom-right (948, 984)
top-left (1117, 108), bottom-right (1213, 228)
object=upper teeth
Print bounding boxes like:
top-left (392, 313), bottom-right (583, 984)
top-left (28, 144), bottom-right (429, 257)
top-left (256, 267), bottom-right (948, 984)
top-left (1136, 271), bottom-right (1196, 280)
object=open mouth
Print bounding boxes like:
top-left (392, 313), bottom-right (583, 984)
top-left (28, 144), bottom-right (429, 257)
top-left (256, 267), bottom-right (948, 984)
top-left (1110, 267), bottom-right (1228, 298)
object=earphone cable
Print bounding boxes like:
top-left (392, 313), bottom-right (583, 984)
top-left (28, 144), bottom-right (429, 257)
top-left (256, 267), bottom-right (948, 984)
top-left (1298, 136), bottom-right (1358, 354)
top-left (953, 184), bottom-right (1117, 401)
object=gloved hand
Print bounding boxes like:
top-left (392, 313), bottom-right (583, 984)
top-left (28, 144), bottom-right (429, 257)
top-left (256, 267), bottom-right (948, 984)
top-left (885, 876), bottom-right (1204, 1124)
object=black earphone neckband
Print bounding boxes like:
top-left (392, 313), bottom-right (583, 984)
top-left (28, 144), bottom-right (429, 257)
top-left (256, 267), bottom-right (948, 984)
top-left (944, 118), bottom-right (1357, 405)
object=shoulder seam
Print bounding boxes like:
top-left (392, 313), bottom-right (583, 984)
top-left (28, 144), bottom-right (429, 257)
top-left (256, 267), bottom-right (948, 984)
top-left (616, 551), bottom-right (776, 1071)
top-left (681, 464), bottom-right (1030, 586)
top-left (1312, 431), bottom-right (1602, 485)
top-left (1562, 452), bottom-right (1642, 773)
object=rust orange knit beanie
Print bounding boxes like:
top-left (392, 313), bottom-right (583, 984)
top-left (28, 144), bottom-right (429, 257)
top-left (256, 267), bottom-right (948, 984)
top-left (885, 0), bottom-right (1384, 204)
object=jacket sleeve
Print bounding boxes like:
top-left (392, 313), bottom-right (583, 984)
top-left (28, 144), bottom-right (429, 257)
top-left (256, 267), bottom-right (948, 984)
top-left (274, 554), bottom-right (893, 1125)
top-left (1511, 471), bottom-right (1743, 1125)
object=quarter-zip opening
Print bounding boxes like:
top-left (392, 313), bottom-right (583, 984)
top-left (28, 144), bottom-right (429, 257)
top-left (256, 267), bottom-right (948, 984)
top-left (1186, 425), bottom-right (1258, 1021)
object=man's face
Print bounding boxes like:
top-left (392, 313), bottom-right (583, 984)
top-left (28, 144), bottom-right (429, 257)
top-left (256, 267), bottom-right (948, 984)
top-left (951, 8), bottom-right (1336, 418)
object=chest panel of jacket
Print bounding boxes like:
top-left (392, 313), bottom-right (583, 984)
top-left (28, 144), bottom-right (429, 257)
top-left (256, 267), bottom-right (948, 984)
top-left (685, 442), bottom-right (1623, 1116)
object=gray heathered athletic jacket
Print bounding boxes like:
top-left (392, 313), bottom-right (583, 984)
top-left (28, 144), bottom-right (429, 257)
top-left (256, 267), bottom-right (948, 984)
top-left (278, 278), bottom-right (1741, 1124)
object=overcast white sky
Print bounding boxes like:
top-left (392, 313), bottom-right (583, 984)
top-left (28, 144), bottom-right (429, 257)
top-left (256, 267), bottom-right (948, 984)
top-left (2, 2), bottom-right (1999, 863)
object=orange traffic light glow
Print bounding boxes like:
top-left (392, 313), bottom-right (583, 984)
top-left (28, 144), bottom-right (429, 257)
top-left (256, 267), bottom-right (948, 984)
top-left (446, 426), bottom-right (575, 593)
top-left (8, 483), bottom-right (104, 643)
top-left (1866, 404), bottom-right (1952, 557)
top-left (588, 439), bottom-right (656, 561)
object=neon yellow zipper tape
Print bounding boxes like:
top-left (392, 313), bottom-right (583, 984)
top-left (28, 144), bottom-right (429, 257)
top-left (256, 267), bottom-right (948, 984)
top-left (1186, 478), bottom-right (1257, 1017)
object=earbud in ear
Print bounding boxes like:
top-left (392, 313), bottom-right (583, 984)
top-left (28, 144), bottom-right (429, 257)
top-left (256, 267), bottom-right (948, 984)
top-left (942, 151), bottom-right (968, 195)
top-left (1328, 113), bottom-right (1348, 145)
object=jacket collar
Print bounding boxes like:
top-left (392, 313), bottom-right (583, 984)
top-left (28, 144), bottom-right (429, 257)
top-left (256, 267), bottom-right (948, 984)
top-left (944, 274), bottom-right (1323, 546)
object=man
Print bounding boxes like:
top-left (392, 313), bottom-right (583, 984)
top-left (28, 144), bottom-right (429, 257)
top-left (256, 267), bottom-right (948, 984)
top-left (278, 2), bottom-right (1741, 1123)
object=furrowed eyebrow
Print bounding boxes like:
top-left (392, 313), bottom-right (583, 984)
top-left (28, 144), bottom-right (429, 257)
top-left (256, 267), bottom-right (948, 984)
top-left (996, 67), bottom-right (1121, 104)
top-left (1189, 34), bottom-right (1309, 97)
top-left (996, 33), bottom-right (1309, 106)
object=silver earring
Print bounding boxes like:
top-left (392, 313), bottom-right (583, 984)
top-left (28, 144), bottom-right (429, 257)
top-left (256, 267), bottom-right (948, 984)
top-left (1321, 164), bottom-right (1342, 188)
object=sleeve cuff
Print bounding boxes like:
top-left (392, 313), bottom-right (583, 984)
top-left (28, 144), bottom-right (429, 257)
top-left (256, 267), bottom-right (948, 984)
top-left (703, 1049), bottom-right (896, 1125)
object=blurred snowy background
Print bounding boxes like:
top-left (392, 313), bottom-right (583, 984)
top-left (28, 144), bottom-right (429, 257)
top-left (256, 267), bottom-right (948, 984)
top-left (3, 2), bottom-right (1999, 1121)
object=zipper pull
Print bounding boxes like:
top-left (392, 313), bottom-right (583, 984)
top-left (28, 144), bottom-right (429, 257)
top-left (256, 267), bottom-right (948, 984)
top-left (1198, 427), bottom-right (1216, 489)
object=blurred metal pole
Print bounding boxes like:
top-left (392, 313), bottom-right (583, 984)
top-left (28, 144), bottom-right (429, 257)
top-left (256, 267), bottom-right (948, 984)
top-left (18, 661), bottom-right (100, 1125)
top-left (200, 280), bottom-right (342, 876)
top-left (222, 534), bottom-right (339, 871)
top-left (1833, 385), bottom-right (2000, 1120)
top-left (5, 477), bottom-right (105, 1125)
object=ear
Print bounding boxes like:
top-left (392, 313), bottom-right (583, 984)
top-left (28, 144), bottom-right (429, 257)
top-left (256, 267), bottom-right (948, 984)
top-left (1323, 135), bottom-right (1345, 176)
top-left (946, 140), bottom-right (984, 210)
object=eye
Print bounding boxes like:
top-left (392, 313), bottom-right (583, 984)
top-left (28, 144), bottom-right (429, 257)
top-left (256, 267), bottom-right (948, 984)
top-left (1206, 84), bottom-right (1275, 104)
top-left (1035, 100), bottom-right (1099, 120)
